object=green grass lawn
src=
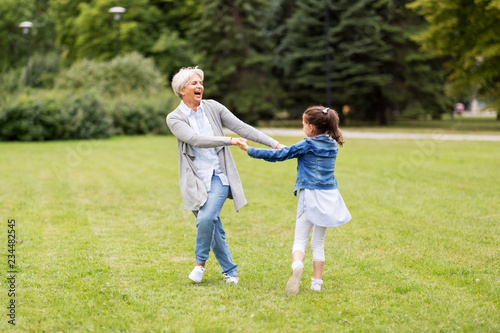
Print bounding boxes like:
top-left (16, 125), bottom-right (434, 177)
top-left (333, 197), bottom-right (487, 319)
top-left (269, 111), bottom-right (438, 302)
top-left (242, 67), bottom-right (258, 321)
top-left (1, 135), bottom-right (499, 332)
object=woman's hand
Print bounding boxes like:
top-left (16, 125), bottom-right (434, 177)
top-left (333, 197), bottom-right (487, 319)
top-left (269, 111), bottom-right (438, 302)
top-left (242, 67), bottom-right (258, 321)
top-left (230, 137), bottom-right (249, 151)
top-left (276, 143), bottom-right (286, 149)
top-left (230, 137), bottom-right (248, 147)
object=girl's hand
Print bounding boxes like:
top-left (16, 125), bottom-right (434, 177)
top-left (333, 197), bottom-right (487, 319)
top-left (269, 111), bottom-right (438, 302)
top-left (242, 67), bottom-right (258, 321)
top-left (238, 141), bottom-right (249, 151)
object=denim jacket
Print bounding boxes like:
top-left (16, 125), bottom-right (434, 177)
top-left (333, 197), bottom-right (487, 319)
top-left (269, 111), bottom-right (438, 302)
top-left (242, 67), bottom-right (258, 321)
top-left (247, 134), bottom-right (338, 195)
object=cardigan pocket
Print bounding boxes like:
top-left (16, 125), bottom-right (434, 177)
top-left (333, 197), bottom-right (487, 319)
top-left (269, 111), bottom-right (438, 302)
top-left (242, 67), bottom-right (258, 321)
top-left (182, 142), bottom-right (196, 159)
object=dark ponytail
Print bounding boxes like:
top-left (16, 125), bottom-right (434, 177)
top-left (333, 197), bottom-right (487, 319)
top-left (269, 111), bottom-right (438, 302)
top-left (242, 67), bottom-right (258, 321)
top-left (303, 106), bottom-right (344, 146)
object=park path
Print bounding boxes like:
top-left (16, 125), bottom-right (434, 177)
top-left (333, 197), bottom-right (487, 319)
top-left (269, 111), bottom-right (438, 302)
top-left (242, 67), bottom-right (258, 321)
top-left (225, 128), bottom-right (500, 141)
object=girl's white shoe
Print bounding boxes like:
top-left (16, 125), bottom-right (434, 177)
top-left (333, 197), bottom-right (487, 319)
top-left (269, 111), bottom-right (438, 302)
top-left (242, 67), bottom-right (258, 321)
top-left (286, 266), bottom-right (303, 295)
top-left (310, 278), bottom-right (323, 291)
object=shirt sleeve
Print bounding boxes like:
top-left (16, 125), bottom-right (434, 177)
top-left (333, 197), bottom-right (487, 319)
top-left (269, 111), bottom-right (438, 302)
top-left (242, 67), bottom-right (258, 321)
top-left (247, 140), bottom-right (307, 162)
top-left (167, 111), bottom-right (231, 148)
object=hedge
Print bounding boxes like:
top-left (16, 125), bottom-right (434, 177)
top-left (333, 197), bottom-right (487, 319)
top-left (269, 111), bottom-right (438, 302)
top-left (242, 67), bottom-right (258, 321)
top-left (54, 52), bottom-right (164, 97)
top-left (0, 90), bottom-right (177, 141)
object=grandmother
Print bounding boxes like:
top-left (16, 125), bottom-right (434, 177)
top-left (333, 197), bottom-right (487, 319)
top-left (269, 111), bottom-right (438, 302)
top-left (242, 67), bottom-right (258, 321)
top-left (166, 67), bottom-right (284, 284)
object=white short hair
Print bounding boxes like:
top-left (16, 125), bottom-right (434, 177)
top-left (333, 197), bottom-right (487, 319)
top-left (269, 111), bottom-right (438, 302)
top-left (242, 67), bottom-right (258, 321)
top-left (171, 66), bottom-right (204, 98)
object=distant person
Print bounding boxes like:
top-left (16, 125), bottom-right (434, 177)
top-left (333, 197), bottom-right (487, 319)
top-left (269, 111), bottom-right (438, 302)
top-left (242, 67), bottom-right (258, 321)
top-left (166, 66), bottom-right (285, 285)
top-left (237, 106), bottom-right (351, 295)
top-left (342, 105), bottom-right (351, 116)
top-left (454, 103), bottom-right (465, 117)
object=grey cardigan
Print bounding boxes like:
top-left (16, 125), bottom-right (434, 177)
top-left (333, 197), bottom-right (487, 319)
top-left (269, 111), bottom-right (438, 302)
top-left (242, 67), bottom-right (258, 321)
top-left (166, 99), bottom-right (279, 211)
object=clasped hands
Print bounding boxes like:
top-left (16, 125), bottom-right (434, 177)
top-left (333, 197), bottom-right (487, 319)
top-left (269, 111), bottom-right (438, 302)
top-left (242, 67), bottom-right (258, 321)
top-left (230, 137), bottom-right (285, 151)
top-left (230, 137), bottom-right (250, 151)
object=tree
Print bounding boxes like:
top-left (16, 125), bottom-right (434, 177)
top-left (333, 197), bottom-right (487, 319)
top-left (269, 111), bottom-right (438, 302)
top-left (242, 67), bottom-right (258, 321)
top-left (274, 0), bottom-right (450, 123)
top-left (378, 0), bottom-right (451, 119)
top-left (52, 0), bottom-right (160, 61)
top-left (187, 0), bottom-right (285, 123)
top-left (278, 0), bottom-right (392, 123)
top-left (50, 0), bottom-right (195, 77)
top-left (409, 0), bottom-right (500, 119)
top-left (150, 0), bottom-right (199, 34)
top-left (0, 0), bottom-right (56, 72)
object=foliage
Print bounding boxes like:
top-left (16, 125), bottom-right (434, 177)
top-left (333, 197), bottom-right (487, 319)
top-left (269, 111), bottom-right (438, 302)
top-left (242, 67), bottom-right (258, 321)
top-left (0, 86), bottom-right (177, 141)
top-left (50, 0), bottom-right (196, 77)
top-left (54, 52), bottom-right (165, 97)
top-left (277, 0), bottom-right (390, 122)
top-left (52, 0), bottom-right (156, 61)
top-left (408, 0), bottom-right (500, 119)
top-left (148, 0), bottom-right (200, 77)
top-left (0, 51), bottom-right (61, 102)
top-left (151, 0), bottom-right (200, 34)
top-left (188, 0), bottom-right (286, 123)
top-left (108, 94), bottom-right (176, 135)
top-left (0, 53), bottom-right (176, 141)
top-left (0, 0), bottom-right (56, 71)
top-left (0, 68), bottom-right (24, 97)
top-left (0, 0), bottom-right (33, 71)
top-left (149, 28), bottom-right (197, 80)
top-left (274, 0), bottom-right (450, 123)
top-left (1, 0), bottom-right (485, 124)
top-left (22, 51), bottom-right (62, 88)
top-left (383, 0), bottom-right (452, 119)
top-left (0, 90), bottom-right (112, 141)
top-left (1, 136), bottom-right (499, 331)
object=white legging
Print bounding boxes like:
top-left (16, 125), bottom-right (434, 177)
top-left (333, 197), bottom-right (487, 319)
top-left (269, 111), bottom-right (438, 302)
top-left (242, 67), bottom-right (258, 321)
top-left (292, 213), bottom-right (327, 262)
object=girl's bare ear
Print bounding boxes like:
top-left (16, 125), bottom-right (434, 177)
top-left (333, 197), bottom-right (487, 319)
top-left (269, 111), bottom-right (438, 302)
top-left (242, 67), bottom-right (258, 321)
top-left (309, 123), bottom-right (316, 133)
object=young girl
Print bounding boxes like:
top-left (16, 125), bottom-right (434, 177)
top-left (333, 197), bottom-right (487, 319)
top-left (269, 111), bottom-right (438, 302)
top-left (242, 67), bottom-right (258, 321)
top-left (238, 106), bottom-right (351, 295)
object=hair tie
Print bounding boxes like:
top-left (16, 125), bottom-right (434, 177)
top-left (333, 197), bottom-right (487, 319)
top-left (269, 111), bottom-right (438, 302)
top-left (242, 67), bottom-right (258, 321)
top-left (322, 108), bottom-right (329, 114)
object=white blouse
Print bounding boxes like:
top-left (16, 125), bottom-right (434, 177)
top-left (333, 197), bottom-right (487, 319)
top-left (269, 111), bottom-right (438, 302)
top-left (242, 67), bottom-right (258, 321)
top-left (297, 189), bottom-right (351, 227)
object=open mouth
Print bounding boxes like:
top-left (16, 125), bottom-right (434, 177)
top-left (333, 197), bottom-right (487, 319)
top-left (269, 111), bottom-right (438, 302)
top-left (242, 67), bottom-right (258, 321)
top-left (194, 91), bottom-right (202, 96)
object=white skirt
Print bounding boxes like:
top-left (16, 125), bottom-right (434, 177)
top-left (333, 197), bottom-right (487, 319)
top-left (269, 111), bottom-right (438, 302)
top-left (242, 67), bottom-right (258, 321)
top-left (297, 189), bottom-right (351, 227)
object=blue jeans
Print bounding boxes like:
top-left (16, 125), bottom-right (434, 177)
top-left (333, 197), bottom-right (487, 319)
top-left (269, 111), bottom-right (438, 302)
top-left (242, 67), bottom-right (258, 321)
top-left (193, 175), bottom-right (237, 277)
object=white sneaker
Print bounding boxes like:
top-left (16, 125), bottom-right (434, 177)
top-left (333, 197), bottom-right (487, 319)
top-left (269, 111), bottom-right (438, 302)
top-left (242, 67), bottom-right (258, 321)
top-left (310, 278), bottom-right (323, 291)
top-left (286, 266), bottom-right (303, 295)
top-left (223, 274), bottom-right (239, 284)
top-left (188, 266), bottom-right (205, 283)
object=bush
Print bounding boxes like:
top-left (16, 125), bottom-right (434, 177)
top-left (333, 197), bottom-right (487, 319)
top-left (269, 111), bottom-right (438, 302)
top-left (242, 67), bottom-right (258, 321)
top-left (23, 51), bottom-right (62, 89)
top-left (0, 68), bottom-right (24, 97)
top-left (65, 94), bottom-right (113, 139)
top-left (0, 52), bottom-right (62, 101)
top-left (0, 90), bottom-right (112, 141)
top-left (401, 101), bottom-right (427, 119)
top-left (55, 52), bottom-right (165, 97)
top-left (0, 88), bottom-right (178, 141)
top-left (0, 51), bottom-right (178, 141)
top-left (108, 94), bottom-right (176, 135)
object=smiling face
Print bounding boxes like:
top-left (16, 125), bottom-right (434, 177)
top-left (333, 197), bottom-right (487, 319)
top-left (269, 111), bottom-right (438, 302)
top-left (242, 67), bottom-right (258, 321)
top-left (302, 114), bottom-right (316, 137)
top-left (181, 74), bottom-right (204, 109)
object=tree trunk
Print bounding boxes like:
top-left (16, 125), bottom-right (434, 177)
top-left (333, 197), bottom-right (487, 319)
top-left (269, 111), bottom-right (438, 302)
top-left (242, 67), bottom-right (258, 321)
top-left (336, 104), bottom-right (345, 126)
top-left (378, 108), bottom-right (388, 126)
top-left (373, 90), bottom-right (388, 126)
